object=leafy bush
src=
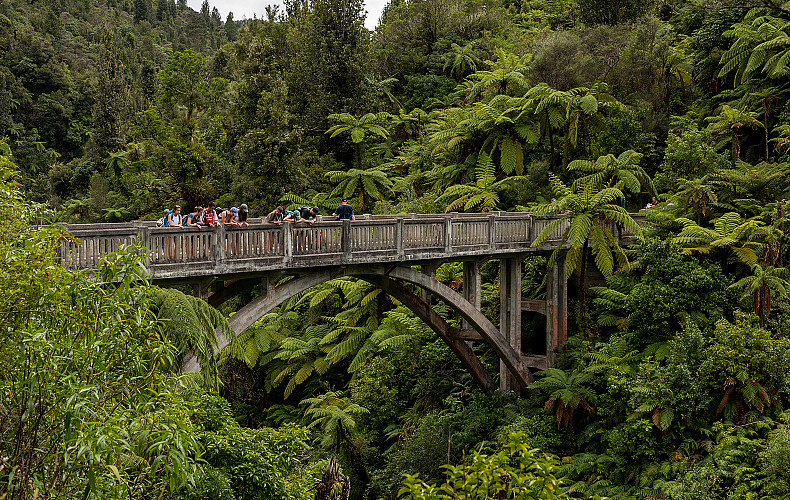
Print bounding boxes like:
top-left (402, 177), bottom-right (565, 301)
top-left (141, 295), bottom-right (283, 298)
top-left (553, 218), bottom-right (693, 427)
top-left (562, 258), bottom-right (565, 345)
top-left (367, 392), bottom-right (528, 498)
top-left (398, 432), bottom-right (607, 499)
top-left (700, 314), bottom-right (790, 422)
top-left (624, 239), bottom-right (736, 344)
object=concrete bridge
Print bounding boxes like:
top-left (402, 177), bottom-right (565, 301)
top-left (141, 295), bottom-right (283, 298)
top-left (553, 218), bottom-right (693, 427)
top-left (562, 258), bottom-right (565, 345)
top-left (58, 212), bottom-right (640, 392)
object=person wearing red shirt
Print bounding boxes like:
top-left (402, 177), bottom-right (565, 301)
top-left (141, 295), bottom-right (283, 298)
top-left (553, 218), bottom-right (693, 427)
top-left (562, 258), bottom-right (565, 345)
top-left (201, 201), bottom-right (219, 226)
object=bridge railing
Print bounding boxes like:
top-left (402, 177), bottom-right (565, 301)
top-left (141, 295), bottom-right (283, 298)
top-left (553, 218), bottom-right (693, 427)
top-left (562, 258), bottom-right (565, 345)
top-left (58, 225), bottom-right (139, 269)
top-left (56, 212), bottom-right (645, 274)
top-left (149, 227), bottom-right (216, 263)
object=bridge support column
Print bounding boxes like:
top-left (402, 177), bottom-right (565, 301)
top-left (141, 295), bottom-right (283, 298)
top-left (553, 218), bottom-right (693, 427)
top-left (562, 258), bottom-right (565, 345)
top-left (545, 253), bottom-right (567, 367)
top-left (421, 262), bottom-right (439, 305)
top-left (499, 257), bottom-right (522, 392)
top-left (192, 279), bottom-right (217, 301)
top-left (462, 260), bottom-right (483, 330)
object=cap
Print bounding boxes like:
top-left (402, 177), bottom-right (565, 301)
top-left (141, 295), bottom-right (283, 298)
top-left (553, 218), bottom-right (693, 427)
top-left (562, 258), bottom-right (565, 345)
top-left (231, 207), bottom-right (238, 215)
top-left (312, 206), bottom-right (320, 213)
top-left (240, 204), bottom-right (248, 211)
top-left (341, 198), bottom-right (347, 202)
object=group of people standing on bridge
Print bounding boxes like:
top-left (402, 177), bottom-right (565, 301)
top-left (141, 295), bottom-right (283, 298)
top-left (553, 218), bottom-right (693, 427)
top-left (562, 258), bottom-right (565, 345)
top-left (264, 199), bottom-right (356, 225)
top-left (160, 199), bottom-right (356, 229)
top-left (160, 201), bottom-right (250, 228)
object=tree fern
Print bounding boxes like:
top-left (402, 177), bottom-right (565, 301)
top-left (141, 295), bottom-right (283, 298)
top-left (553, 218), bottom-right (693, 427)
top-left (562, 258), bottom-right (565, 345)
top-left (729, 264), bottom-right (790, 326)
top-left (301, 391), bottom-right (369, 454)
top-left (150, 287), bottom-right (230, 389)
top-left (569, 149), bottom-right (652, 195)
top-left (325, 167), bottom-right (393, 210)
top-left (347, 307), bottom-right (431, 373)
top-left (279, 190), bottom-right (339, 211)
top-left (437, 152), bottom-right (525, 212)
top-left (672, 212), bottom-right (763, 265)
top-left (531, 174), bottom-right (642, 336)
top-left (719, 12), bottom-right (790, 85)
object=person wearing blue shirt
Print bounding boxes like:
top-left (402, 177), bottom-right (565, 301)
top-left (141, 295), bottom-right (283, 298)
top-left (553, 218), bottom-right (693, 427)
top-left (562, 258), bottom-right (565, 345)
top-left (333, 199), bottom-right (355, 221)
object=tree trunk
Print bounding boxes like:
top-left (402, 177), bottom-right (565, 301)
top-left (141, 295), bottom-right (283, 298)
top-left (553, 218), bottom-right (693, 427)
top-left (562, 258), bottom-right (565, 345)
top-left (765, 113), bottom-right (770, 162)
top-left (345, 437), bottom-right (370, 484)
top-left (546, 115), bottom-right (556, 171)
top-left (578, 234), bottom-right (590, 339)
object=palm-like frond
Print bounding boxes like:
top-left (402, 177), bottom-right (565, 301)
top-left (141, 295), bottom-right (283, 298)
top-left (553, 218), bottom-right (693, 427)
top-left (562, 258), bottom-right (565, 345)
top-left (569, 150), bottom-right (652, 195)
top-left (325, 167), bottom-right (393, 210)
top-left (326, 112), bottom-right (392, 143)
top-left (437, 151), bottom-right (525, 213)
top-left (729, 264), bottom-right (790, 325)
top-left (151, 287), bottom-right (230, 389)
top-left (720, 13), bottom-right (790, 85)
top-left (531, 174), bottom-right (641, 278)
top-left (301, 391), bottom-right (369, 452)
top-left (530, 368), bottom-right (596, 428)
top-left (672, 212), bottom-right (764, 265)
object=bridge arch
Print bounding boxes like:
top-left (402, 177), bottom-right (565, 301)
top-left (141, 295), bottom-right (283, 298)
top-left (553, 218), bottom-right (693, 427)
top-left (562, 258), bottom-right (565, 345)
top-left (183, 263), bottom-right (534, 389)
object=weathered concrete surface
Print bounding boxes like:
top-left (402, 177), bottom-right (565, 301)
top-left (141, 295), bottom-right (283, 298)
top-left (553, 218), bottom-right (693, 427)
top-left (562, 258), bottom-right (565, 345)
top-left (499, 257), bottom-right (523, 391)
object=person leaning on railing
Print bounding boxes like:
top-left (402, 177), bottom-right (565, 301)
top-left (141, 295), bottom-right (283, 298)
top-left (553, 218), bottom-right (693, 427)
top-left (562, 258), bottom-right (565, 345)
top-left (293, 206), bottom-right (320, 253)
top-left (221, 207), bottom-right (240, 256)
top-left (265, 206), bottom-right (286, 225)
top-left (238, 204), bottom-right (249, 227)
top-left (183, 207), bottom-right (204, 228)
top-left (296, 206), bottom-right (320, 225)
top-left (165, 205), bottom-right (182, 227)
top-left (201, 201), bottom-right (220, 226)
top-left (163, 205), bottom-right (183, 260)
top-left (220, 207), bottom-right (239, 227)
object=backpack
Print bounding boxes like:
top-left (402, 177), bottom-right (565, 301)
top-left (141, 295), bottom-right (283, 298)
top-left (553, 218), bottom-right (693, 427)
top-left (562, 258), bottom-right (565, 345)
top-left (162, 209), bottom-right (173, 227)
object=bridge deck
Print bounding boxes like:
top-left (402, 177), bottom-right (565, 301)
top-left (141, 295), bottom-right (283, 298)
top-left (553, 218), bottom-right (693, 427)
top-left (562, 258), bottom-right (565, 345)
top-left (57, 212), bottom-right (642, 280)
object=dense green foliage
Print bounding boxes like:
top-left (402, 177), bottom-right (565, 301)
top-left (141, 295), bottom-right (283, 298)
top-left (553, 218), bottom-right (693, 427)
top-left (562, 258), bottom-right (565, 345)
top-left (4, 0), bottom-right (790, 498)
top-left (0, 147), bottom-right (324, 499)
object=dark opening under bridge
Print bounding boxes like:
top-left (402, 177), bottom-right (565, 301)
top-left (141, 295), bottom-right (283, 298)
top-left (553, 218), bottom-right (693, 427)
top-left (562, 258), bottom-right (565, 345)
top-left (59, 212), bottom-right (641, 392)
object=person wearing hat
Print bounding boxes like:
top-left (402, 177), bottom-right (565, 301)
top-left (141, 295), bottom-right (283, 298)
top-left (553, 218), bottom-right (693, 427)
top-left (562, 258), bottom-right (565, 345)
top-left (238, 204), bottom-right (249, 227)
top-left (265, 205), bottom-right (286, 225)
top-left (296, 206), bottom-right (320, 225)
top-left (220, 207), bottom-right (239, 226)
top-left (333, 198), bottom-right (355, 221)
